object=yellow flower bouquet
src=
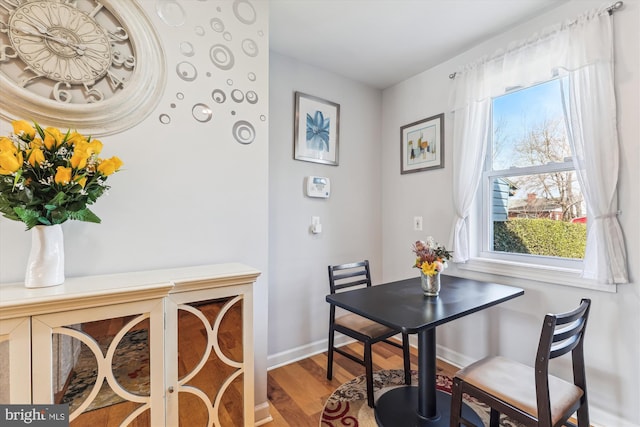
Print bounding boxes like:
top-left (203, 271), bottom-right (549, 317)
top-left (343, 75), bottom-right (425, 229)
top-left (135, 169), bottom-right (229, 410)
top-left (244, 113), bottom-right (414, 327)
top-left (412, 237), bottom-right (453, 276)
top-left (0, 120), bottom-right (122, 229)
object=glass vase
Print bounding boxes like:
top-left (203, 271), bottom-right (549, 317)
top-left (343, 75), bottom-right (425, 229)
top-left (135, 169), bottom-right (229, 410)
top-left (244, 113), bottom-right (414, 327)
top-left (420, 271), bottom-right (440, 296)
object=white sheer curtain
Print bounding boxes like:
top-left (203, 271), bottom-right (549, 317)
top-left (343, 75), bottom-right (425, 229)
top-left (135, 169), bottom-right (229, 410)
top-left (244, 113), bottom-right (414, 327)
top-left (449, 6), bottom-right (628, 284)
top-left (450, 94), bottom-right (490, 263)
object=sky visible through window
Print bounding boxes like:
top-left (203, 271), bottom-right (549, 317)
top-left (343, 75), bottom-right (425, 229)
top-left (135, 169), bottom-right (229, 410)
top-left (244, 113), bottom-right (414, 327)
top-left (492, 79), bottom-right (567, 171)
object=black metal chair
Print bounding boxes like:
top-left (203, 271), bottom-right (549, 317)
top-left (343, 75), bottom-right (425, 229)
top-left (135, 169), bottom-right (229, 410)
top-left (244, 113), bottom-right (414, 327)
top-left (450, 298), bottom-right (591, 427)
top-left (327, 260), bottom-right (412, 408)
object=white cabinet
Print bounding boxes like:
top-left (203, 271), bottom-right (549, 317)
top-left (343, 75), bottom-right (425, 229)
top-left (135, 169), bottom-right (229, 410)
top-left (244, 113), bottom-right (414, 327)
top-left (0, 263), bottom-right (259, 427)
top-left (0, 315), bottom-right (30, 404)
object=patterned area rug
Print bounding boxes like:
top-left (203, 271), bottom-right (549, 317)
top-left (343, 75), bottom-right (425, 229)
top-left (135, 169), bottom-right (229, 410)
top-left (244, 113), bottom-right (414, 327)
top-left (61, 329), bottom-right (150, 413)
top-left (320, 369), bottom-right (525, 427)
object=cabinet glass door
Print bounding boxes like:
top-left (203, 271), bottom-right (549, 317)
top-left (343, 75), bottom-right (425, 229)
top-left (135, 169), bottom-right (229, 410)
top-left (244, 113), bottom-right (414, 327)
top-left (55, 316), bottom-right (151, 426)
top-left (176, 296), bottom-right (244, 426)
top-left (32, 298), bottom-right (164, 427)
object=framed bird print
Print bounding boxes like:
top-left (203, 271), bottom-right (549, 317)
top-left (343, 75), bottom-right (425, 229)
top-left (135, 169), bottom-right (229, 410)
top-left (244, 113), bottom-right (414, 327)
top-left (293, 91), bottom-right (340, 166)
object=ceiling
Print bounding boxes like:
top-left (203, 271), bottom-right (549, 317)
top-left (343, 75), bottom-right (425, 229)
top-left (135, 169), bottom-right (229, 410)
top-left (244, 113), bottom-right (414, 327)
top-left (269, 0), bottom-right (567, 89)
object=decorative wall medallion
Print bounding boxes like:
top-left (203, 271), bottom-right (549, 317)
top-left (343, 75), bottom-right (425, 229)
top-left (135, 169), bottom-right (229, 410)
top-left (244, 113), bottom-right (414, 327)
top-left (0, 0), bottom-right (166, 136)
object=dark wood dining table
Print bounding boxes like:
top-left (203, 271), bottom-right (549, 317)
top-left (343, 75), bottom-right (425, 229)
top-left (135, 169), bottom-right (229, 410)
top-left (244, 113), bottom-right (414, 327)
top-left (326, 274), bottom-right (524, 426)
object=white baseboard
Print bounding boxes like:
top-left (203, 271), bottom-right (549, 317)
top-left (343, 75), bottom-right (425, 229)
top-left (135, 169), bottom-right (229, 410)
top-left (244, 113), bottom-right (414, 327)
top-left (588, 407), bottom-right (640, 427)
top-left (254, 401), bottom-right (273, 426)
top-left (267, 335), bottom-right (354, 370)
top-left (434, 343), bottom-right (474, 369)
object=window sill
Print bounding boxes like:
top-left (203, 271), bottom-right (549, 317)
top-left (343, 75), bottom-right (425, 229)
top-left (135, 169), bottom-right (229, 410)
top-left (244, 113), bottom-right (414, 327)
top-left (456, 257), bottom-right (617, 293)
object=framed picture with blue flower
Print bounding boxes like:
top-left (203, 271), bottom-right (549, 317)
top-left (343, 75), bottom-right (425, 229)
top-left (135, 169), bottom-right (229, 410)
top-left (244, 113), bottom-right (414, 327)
top-left (294, 91), bottom-right (340, 166)
top-left (400, 113), bottom-right (444, 174)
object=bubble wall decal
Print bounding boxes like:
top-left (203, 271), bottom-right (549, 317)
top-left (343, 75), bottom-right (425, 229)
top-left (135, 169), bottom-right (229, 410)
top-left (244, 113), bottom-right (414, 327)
top-left (212, 89), bottom-right (227, 103)
top-left (231, 89), bottom-right (244, 103)
top-left (245, 90), bottom-right (258, 104)
top-left (241, 38), bottom-right (259, 57)
top-left (180, 41), bottom-right (195, 57)
top-left (176, 62), bottom-right (198, 81)
top-left (233, 0), bottom-right (257, 25)
top-left (156, 0), bottom-right (266, 129)
top-left (210, 18), bottom-right (225, 33)
top-left (192, 104), bottom-right (213, 122)
top-left (232, 120), bottom-right (255, 144)
top-left (156, 0), bottom-right (186, 26)
top-left (209, 44), bottom-right (235, 70)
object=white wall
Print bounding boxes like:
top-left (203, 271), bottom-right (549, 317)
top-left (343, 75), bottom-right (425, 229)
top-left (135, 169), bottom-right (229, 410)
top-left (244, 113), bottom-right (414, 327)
top-left (381, 1), bottom-right (640, 426)
top-left (0, 0), bottom-right (271, 419)
top-left (268, 52), bottom-right (383, 365)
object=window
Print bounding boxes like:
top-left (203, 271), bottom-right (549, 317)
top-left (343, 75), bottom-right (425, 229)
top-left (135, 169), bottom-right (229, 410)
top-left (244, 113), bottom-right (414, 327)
top-left (451, 8), bottom-right (626, 287)
top-left (481, 79), bottom-right (586, 268)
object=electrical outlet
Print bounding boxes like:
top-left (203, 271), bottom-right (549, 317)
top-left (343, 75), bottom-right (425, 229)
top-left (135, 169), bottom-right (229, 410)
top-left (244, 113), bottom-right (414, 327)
top-left (414, 216), bottom-right (423, 231)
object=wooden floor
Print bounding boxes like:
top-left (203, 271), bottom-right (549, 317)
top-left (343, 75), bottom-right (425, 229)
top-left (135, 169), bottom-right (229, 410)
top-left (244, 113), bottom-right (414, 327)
top-left (265, 340), bottom-right (458, 426)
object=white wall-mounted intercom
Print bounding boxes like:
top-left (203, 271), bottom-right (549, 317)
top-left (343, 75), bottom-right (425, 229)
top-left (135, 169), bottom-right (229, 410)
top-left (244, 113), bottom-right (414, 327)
top-left (305, 176), bottom-right (331, 198)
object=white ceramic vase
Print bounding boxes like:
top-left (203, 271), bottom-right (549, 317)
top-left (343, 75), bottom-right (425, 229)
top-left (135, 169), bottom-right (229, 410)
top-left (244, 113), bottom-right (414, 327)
top-left (25, 224), bottom-right (65, 288)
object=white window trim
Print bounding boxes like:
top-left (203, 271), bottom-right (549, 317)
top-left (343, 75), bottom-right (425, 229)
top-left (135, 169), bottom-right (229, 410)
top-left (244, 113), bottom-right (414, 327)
top-left (456, 256), bottom-right (616, 293)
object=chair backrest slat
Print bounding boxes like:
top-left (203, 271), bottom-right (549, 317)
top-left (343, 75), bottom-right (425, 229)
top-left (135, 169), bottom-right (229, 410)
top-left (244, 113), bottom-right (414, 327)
top-left (328, 260), bottom-right (371, 294)
top-left (550, 334), bottom-right (580, 359)
top-left (552, 318), bottom-right (586, 344)
top-left (333, 279), bottom-right (369, 291)
top-left (549, 300), bottom-right (590, 360)
top-left (333, 270), bottom-right (368, 281)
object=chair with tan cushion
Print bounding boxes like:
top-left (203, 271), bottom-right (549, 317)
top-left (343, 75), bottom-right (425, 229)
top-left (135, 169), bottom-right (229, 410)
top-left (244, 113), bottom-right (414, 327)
top-left (327, 260), bottom-right (411, 408)
top-left (450, 298), bottom-right (591, 427)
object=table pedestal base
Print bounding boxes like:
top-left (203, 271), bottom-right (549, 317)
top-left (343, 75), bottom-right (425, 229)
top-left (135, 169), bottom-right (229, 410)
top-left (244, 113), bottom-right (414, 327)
top-left (374, 387), bottom-right (483, 427)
